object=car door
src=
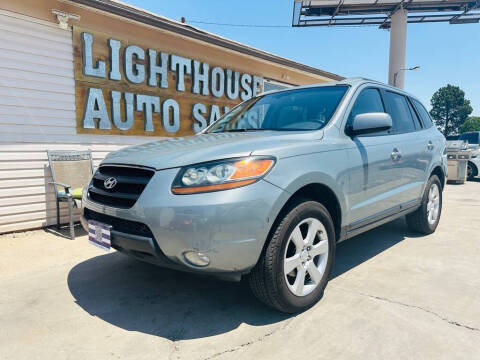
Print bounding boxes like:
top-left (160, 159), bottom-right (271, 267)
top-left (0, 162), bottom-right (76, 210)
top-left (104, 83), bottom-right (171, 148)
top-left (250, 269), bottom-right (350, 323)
top-left (345, 87), bottom-right (405, 225)
top-left (408, 97), bottom-right (438, 198)
top-left (381, 90), bottom-right (426, 204)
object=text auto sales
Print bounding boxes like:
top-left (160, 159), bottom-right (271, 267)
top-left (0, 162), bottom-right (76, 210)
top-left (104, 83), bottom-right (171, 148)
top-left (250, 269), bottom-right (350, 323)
top-left (81, 32), bottom-right (264, 133)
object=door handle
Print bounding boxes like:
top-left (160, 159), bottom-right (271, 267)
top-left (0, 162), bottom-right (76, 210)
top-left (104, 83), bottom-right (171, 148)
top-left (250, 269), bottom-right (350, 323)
top-left (427, 141), bottom-right (434, 150)
top-left (391, 148), bottom-right (402, 162)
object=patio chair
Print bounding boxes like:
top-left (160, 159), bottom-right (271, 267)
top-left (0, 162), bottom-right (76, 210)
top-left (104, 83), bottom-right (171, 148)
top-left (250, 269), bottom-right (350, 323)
top-left (47, 150), bottom-right (94, 239)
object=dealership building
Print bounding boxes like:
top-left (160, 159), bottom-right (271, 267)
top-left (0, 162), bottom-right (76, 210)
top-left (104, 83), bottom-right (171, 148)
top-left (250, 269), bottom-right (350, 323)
top-left (0, 0), bottom-right (342, 233)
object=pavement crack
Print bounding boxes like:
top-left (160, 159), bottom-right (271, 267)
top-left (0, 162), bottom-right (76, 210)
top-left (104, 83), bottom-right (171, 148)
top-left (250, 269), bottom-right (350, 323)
top-left (200, 318), bottom-right (293, 360)
top-left (167, 308), bottom-right (194, 360)
top-left (332, 285), bottom-right (480, 332)
top-left (168, 341), bottom-right (181, 360)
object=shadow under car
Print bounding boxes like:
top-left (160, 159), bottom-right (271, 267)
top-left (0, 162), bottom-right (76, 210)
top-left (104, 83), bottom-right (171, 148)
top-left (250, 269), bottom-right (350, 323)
top-left (68, 217), bottom-right (411, 340)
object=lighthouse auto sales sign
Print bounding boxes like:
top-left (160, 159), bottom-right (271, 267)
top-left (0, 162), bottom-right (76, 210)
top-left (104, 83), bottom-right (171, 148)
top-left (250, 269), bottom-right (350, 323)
top-left (73, 26), bottom-right (263, 137)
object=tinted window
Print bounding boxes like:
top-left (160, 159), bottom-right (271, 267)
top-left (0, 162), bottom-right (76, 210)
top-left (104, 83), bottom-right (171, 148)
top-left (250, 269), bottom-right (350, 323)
top-left (406, 99), bottom-right (422, 129)
top-left (384, 91), bottom-right (416, 133)
top-left (411, 98), bottom-right (433, 128)
top-left (207, 86), bottom-right (348, 133)
top-left (459, 132), bottom-right (480, 145)
top-left (349, 88), bottom-right (385, 122)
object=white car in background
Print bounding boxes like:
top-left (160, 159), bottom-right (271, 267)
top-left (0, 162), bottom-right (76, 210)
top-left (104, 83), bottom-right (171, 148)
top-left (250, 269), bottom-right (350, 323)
top-left (459, 132), bottom-right (480, 180)
top-left (468, 149), bottom-right (480, 180)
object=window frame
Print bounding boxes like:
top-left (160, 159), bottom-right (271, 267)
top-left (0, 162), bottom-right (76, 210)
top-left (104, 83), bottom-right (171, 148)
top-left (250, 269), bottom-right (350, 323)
top-left (382, 90), bottom-right (419, 135)
top-left (410, 97), bottom-right (434, 129)
top-left (344, 86), bottom-right (391, 137)
top-left (406, 97), bottom-right (423, 131)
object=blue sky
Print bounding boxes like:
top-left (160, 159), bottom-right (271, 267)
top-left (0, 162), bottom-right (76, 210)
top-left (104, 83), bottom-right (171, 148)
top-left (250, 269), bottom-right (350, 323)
top-left (126, 0), bottom-right (480, 115)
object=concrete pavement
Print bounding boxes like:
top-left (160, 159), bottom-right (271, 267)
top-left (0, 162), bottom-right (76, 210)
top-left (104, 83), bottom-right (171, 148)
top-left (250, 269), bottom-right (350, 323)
top-left (1, 181), bottom-right (479, 359)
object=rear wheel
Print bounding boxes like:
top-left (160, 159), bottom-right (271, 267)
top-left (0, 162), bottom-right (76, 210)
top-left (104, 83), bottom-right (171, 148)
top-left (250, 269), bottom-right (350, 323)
top-left (248, 200), bottom-right (336, 313)
top-left (406, 175), bottom-right (442, 234)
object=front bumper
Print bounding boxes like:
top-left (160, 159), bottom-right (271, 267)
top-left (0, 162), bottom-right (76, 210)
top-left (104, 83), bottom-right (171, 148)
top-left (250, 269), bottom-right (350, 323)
top-left (81, 168), bottom-right (288, 275)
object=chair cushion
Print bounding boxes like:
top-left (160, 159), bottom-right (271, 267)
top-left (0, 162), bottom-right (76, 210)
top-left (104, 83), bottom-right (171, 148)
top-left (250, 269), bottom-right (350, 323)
top-left (58, 187), bottom-right (83, 199)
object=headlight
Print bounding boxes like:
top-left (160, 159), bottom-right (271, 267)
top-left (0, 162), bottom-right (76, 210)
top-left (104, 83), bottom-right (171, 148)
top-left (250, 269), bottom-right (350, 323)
top-left (172, 156), bottom-right (275, 194)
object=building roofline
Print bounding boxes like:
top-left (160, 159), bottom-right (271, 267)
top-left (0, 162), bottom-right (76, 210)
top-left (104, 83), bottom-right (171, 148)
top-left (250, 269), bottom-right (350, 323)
top-left (70, 0), bottom-right (344, 81)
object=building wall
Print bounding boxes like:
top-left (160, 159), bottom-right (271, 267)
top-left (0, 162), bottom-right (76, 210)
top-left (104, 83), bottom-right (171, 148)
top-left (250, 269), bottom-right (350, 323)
top-left (0, 1), bottom-right (339, 234)
top-left (0, 0), bottom-right (337, 86)
top-left (0, 9), bottom-right (156, 233)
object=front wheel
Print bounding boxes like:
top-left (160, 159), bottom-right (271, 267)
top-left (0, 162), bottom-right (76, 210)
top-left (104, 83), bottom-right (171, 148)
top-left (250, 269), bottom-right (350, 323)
top-left (248, 199), bottom-right (336, 313)
top-left (406, 175), bottom-right (442, 234)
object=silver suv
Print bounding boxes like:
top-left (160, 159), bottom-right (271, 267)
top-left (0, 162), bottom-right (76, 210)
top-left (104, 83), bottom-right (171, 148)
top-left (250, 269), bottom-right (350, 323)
top-left (81, 78), bottom-right (447, 313)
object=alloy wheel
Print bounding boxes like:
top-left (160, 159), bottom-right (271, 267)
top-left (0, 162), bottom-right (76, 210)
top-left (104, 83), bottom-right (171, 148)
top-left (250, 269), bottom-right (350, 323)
top-left (283, 218), bottom-right (329, 297)
top-left (427, 183), bottom-right (440, 225)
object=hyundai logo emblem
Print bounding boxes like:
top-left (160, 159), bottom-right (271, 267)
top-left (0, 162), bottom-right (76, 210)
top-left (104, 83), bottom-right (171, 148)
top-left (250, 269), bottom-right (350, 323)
top-left (104, 177), bottom-right (118, 190)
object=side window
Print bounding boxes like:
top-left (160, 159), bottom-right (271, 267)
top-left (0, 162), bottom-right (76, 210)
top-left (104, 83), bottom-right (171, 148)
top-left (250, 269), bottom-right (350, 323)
top-left (349, 88), bottom-right (385, 123)
top-left (406, 98), bottom-right (422, 130)
top-left (411, 98), bottom-right (433, 128)
top-left (384, 91), bottom-right (416, 133)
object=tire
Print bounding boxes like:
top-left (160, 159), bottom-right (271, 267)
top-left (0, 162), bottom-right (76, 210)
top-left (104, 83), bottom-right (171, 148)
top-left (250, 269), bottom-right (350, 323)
top-left (406, 175), bottom-right (442, 235)
top-left (248, 199), bottom-right (336, 313)
top-left (467, 162), bottom-right (476, 181)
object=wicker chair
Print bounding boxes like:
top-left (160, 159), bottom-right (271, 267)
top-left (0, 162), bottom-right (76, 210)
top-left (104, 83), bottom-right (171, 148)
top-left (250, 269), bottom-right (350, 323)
top-left (47, 150), bottom-right (94, 239)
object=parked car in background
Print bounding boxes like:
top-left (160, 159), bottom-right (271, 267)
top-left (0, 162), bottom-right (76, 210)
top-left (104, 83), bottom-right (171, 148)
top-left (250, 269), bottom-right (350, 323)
top-left (81, 78), bottom-right (447, 313)
top-left (459, 131), bottom-right (480, 180)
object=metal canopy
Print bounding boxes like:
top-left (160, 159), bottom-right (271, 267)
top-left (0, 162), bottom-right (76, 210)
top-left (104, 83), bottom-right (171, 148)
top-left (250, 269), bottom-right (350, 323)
top-left (293, 0), bottom-right (480, 28)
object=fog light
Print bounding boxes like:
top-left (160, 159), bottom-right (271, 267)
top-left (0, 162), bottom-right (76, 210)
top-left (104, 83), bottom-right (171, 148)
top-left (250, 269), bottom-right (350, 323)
top-left (184, 251), bottom-right (210, 267)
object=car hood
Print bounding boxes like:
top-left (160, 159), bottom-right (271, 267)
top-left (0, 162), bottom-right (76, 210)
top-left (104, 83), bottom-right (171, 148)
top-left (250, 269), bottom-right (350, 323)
top-left (102, 131), bottom-right (323, 170)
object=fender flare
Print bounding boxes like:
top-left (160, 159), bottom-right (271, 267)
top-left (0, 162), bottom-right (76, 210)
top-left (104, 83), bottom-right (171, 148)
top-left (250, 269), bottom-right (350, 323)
top-left (266, 171), bottom-right (347, 229)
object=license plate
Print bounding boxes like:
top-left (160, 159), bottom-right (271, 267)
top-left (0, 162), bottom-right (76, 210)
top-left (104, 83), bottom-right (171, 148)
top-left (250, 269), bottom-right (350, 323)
top-left (88, 220), bottom-right (112, 252)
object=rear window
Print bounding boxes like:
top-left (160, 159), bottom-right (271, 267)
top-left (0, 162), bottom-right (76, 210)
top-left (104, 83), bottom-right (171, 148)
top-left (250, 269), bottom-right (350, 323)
top-left (411, 98), bottom-right (433, 128)
top-left (459, 132), bottom-right (480, 145)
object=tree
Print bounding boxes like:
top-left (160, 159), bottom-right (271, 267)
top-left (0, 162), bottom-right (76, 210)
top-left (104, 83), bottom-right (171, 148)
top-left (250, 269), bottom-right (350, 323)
top-left (459, 116), bottom-right (480, 133)
top-left (429, 84), bottom-right (472, 136)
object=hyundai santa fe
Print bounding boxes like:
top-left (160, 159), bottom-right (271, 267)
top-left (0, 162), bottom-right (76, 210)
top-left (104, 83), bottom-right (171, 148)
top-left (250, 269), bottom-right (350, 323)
top-left (81, 78), bottom-right (447, 313)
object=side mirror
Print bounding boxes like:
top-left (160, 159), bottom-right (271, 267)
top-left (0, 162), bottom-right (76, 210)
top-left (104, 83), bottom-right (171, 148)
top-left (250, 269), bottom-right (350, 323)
top-left (347, 112), bottom-right (392, 136)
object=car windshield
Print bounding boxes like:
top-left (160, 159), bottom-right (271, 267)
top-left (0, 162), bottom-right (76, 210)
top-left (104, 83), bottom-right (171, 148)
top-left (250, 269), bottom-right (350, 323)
top-left (206, 85), bottom-right (349, 133)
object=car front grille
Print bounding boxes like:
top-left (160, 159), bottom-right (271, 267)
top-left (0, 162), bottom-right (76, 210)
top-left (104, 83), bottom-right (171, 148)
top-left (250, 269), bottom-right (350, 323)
top-left (88, 165), bottom-right (155, 208)
top-left (83, 208), bottom-right (154, 238)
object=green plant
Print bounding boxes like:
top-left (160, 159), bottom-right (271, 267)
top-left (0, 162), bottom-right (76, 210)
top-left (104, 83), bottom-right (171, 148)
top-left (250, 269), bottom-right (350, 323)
top-left (459, 116), bottom-right (480, 133)
top-left (430, 84), bottom-right (472, 136)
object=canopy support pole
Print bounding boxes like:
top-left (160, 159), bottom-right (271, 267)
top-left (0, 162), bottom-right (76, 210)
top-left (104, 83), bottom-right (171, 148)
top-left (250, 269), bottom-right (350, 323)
top-left (388, 8), bottom-right (408, 89)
